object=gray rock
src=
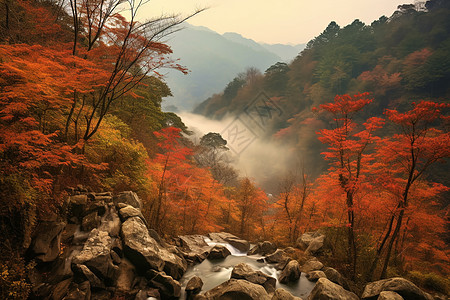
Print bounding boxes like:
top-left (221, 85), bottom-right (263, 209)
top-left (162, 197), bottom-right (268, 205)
top-left (305, 235), bottom-right (325, 255)
top-left (296, 231), bottom-right (319, 249)
top-left (50, 277), bottom-right (72, 300)
top-left (307, 278), bottom-right (359, 300)
top-left (207, 245), bottom-right (231, 260)
top-left (119, 205), bottom-right (145, 222)
top-left (147, 270), bottom-right (181, 299)
top-left (306, 270), bottom-right (326, 281)
top-left (81, 211), bottom-right (100, 232)
top-left (362, 277), bottom-right (433, 300)
top-left (322, 267), bottom-right (348, 289)
top-left (265, 249), bottom-right (290, 264)
top-left (76, 264), bottom-right (105, 289)
top-left (176, 235), bottom-right (211, 264)
top-left (121, 217), bottom-right (187, 279)
top-left (176, 235), bottom-right (210, 252)
top-left (231, 263), bottom-right (276, 293)
top-left (121, 217), bottom-right (164, 272)
top-left (300, 258), bottom-right (323, 273)
top-left (85, 201), bottom-right (107, 216)
top-left (113, 191), bottom-right (142, 209)
top-left (272, 288), bottom-right (303, 300)
top-left (279, 260), bottom-right (301, 284)
top-left (378, 291), bottom-right (404, 300)
top-left (110, 250), bottom-right (121, 265)
top-left (30, 221), bottom-right (66, 262)
top-left (159, 246), bottom-right (188, 280)
top-left (116, 258), bottom-right (136, 292)
top-left (208, 232), bottom-right (250, 252)
top-left (67, 195), bottom-right (88, 219)
top-left (248, 241), bottom-right (277, 256)
top-left (186, 276), bottom-right (203, 295)
top-left (72, 229), bottom-right (119, 285)
top-left (204, 279), bottom-right (271, 300)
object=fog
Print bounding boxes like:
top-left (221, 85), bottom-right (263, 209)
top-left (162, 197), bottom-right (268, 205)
top-left (178, 112), bottom-right (303, 193)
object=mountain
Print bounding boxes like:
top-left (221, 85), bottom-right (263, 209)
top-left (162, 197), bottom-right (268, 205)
top-left (261, 43), bottom-right (306, 62)
top-left (162, 24), bottom-right (303, 111)
top-left (193, 2), bottom-right (450, 177)
top-left (222, 32), bottom-right (306, 62)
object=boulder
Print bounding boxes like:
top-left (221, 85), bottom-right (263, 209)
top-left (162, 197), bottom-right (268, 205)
top-left (300, 258), bottom-right (323, 273)
top-left (378, 291), bottom-right (404, 300)
top-left (227, 237), bottom-right (251, 253)
top-left (121, 217), bottom-right (164, 272)
top-left (147, 270), bottom-right (181, 299)
top-left (67, 195), bottom-right (88, 219)
top-left (207, 245), bottom-right (231, 260)
top-left (113, 191), bottom-right (142, 210)
top-left (29, 221), bottom-right (66, 262)
top-left (72, 229), bottom-right (119, 285)
top-left (85, 200), bottom-right (107, 216)
top-left (272, 288), bottom-right (303, 300)
top-left (176, 235), bottom-right (210, 252)
top-left (76, 264), bottom-right (105, 289)
top-left (159, 247), bottom-right (188, 280)
top-left (208, 232), bottom-right (250, 253)
top-left (186, 276), bottom-right (203, 295)
top-left (81, 211), bottom-right (100, 232)
top-left (204, 279), bottom-right (271, 300)
top-left (322, 267), bottom-right (347, 288)
top-left (175, 235), bottom-right (211, 264)
top-left (116, 258), bottom-right (136, 292)
top-left (306, 270), bottom-right (326, 281)
top-left (248, 241), bottom-right (277, 256)
top-left (307, 278), bottom-right (359, 300)
top-left (362, 277), bottom-right (433, 300)
top-left (279, 260), bottom-right (301, 284)
top-left (119, 205), bottom-right (146, 222)
top-left (305, 235), bottom-right (325, 255)
top-left (265, 249), bottom-right (290, 265)
top-left (50, 277), bottom-right (72, 300)
top-left (231, 263), bottom-right (276, 293)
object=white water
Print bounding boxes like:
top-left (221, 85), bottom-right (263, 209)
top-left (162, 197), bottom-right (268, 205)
top-left (203, 237), bottom-right (248, 257)
top-left (179, 238), bottom-right (316, 299)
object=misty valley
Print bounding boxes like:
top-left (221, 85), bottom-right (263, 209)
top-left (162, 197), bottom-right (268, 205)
top-left (0, 0), bottom-right (449, 300)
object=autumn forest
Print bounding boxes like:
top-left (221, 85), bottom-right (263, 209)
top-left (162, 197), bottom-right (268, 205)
top-left (0, 0), bottom-right (449, 299)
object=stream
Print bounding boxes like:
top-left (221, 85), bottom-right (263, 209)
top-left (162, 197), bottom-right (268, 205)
top-left (179, 237), bottom-right (316, 299)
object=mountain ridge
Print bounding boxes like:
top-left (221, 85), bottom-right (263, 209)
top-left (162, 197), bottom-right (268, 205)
top-left (162, 23), bottom-right (305, 111)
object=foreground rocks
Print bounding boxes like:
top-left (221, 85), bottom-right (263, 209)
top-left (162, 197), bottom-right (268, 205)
top-left (28, 189), bottom-right (187, 300)
top-left (204, 279), bottom-right (271, 300)
top-left (279, 260), bottom-right (301, 284)
top-left (361, 277), bottom-right (433, 300)
top-left (231, 263), bottom-right (276, 293)
top-left (296, 231), bottom-right (325, 255)
top-left (308, 278), bottom-right (359, 300)
top-left (27, 188), bottom-right (436, 300)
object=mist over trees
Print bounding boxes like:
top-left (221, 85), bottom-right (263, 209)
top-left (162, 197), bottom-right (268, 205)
top-left (193, 0), bottom-right (450, 285)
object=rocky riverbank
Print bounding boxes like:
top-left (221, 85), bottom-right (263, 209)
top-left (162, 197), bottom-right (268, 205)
top-left (26, 189), bottom-right (437, 300)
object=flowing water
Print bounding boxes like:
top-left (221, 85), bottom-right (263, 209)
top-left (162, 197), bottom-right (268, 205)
top-left (179, 238), bottom-right (316, 299)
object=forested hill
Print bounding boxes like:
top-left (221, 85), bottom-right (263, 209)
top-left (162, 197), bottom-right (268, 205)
top-left (194, 1), bottom-right (450, 123)
top-left (161, 24), bottom-right (304, 111)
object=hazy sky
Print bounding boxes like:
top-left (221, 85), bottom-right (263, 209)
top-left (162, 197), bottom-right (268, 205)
top-left (141, 0), bottom-right (412, 44)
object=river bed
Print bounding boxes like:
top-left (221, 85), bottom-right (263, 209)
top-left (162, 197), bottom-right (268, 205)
top-left (179, 238), bottom-right (316, 298)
